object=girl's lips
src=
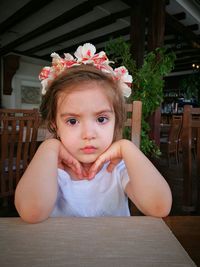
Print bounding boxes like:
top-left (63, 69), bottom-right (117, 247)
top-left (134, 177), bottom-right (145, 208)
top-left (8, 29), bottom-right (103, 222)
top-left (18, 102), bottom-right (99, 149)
top-left (81, 146), bottom-right (97, 154)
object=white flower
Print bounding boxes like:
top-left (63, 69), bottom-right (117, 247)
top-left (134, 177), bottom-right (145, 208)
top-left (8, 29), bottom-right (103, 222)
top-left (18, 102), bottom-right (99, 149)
top-left (51, 52), bottom-right (61, 60)
top-left (119, 81), bottom-right (132, 98)
top-left (114, 66), bottom-right (133, 83)
top-left (74, 43), bottom-right (96, 61)
top-left (64, 53), bottom-right (74, 61)
top-left (41, 80), bottom-right (48, 95)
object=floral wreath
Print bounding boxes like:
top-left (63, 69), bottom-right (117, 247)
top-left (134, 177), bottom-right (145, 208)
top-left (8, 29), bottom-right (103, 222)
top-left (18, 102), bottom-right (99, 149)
top-left (39, 43), bottom-right (132, 97)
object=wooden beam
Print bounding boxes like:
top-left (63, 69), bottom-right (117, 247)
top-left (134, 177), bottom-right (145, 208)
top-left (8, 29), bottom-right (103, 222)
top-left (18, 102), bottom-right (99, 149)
top-left (24, 9), bottom-right (131, 55)
top-left (173, 12), bottom-right (186, 20)
top-left (121, 0), bottom-right (140, 6)
top-left (165, 23), bottom-right (199, 35)
top-left (175, 46), bottom-right (200, 53)
top-left (166, 12), bottom-right (200, 45)
top-left (32, 6), bottom-right (189, 58)
top-left (41, 27), bottom-right (130, 60)
top-left (176, 59), bottom-right (200, 65)
top-left (172, 63), bottom-right (199, 72)
top-left (175, 49), bottom-right (200, 62)
top-left (0, 0), bottom-right (52, 34)
top-left (0, 0), bottom-right (108, 56)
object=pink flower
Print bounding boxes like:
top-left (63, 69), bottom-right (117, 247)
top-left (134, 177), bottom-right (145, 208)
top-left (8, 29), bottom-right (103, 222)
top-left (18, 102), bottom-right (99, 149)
top-left (63, 53), bottom-right (77, 67)
top-left (114, 66), bottom-right (133, 83)
top-left (39, 67), bottom-right (51, 80)
top-left (74, 43), bottom-right (96, 62)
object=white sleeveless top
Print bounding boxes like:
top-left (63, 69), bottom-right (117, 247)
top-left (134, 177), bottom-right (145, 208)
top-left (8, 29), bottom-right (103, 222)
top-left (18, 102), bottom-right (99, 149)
top-left (51, 161), bottom-right (130, 217)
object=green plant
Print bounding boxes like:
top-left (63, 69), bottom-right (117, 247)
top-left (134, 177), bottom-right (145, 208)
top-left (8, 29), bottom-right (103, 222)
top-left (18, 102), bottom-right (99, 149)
top-left (105, 38), bottom-right (176, 157)
top-left (180, 73), bottom-right (200, 103)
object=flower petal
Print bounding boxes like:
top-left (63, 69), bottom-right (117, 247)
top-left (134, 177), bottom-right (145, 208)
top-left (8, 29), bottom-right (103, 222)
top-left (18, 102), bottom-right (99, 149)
top-left (74, 43), bottom-right (96, 61)
top-left (120, 82), bottom-right (132, 97)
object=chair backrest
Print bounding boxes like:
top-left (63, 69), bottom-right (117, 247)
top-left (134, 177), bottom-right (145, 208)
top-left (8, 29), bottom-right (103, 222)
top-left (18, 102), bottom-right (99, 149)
top-left (124, 101), bottom-right (142, 148)
top-left (168, 115), bottom-right (182, 151)
top-left (0, 108), bottom-right (39, 118)
top-left (124, 101), bottom-right (142, 215)
top-left (181, 105), bottom-right (200, 210)
top-left (0, 109), bottom-right (40, 197)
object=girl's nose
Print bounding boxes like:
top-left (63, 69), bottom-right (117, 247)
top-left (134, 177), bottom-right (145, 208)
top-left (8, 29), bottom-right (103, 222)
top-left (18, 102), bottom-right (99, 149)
top-left (81, 122), bottom-right (96, 140)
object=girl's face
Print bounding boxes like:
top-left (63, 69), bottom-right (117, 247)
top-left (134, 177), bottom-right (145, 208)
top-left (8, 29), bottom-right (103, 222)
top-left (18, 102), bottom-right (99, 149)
top-left (56, 81), bottom-right (115, 166)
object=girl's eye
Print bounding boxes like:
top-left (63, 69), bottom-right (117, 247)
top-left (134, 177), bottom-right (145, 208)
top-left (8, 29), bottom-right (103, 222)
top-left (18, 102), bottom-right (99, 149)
top-left (97, 116), bottom-right (108, 124)
top-left (66, 118), bottom-right (78, 125)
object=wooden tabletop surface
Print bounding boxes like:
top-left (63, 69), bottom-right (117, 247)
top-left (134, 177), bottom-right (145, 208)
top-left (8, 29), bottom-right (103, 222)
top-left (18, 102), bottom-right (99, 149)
top-left (0, 216), bottom-right (197, 267)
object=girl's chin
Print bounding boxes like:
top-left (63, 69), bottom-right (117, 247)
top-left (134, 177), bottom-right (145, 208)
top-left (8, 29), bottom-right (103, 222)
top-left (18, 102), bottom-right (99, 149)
top-left (78, 155), bottom-right (99, 164)
top-left (79, 160), bottom-right (96, 167)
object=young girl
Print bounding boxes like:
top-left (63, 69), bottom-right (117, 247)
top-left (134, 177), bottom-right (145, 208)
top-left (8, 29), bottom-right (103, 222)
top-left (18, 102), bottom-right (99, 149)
top-left (15, 43), bottom-right (172, 223)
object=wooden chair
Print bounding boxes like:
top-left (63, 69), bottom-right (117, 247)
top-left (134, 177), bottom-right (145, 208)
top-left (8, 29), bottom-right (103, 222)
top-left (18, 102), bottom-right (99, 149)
top-left (0, 109), bottom-right (40, 208)
top-left (160, 115), bottom-right (182, 165)
top-left (124, 101), bottom-right (142, 148)
top-left (124, 101), bottom-right (142, 215)
top-left (181, 105), bottom-right (200, 213)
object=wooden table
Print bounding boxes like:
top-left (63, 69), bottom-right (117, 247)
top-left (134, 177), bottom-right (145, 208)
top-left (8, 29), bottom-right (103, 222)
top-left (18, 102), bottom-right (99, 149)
top-left (164, 216), bottom-right (200, 267)
top-left (0, 216), bottom-right (196, 267)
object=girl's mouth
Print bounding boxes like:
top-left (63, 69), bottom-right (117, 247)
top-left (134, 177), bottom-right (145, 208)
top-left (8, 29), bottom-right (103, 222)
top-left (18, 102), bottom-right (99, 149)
top-left (81, 146), bottom-right (97, 154)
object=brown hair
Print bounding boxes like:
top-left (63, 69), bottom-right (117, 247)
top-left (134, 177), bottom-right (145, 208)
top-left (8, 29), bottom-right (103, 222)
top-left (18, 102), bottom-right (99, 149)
top-left (40, 64), bottom-right (126, 140)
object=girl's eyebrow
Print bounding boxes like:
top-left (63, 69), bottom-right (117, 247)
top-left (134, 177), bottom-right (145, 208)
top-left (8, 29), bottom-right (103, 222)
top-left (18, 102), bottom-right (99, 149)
top-left (95, 109), bottom-right (114, 115)
top-left (60, 109), bottom-right (114, 117)
top-left (60, 112), bottom-right (80, 118)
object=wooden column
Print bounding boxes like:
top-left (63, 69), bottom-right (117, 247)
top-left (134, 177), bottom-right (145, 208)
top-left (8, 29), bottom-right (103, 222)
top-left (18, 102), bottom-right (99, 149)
top-left (147, 0), bottom-right (166, 50)
top-left (130, 0), bottom-right (146, 68)
top-left (147, 0), bottom-right (166, 146)
top-left (3, 55), bottom-right (20, 95)
top-left (0, 57), bottom-right (2, 107)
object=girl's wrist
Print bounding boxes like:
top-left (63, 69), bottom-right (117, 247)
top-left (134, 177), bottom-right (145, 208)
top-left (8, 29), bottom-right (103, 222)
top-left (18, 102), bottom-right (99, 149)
top-left (120, 139), bottom-right (138, 157)
top-left (40, 138), bottom-right (61, 154)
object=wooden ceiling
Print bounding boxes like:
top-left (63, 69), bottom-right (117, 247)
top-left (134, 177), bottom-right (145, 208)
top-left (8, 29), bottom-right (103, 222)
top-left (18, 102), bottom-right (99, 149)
top-left (0, 0), bottom-right (200, 73)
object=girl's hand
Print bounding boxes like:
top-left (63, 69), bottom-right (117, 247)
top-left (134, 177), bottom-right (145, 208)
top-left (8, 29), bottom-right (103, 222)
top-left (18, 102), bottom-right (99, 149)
top-left (58, 141), bottom-right (87, 179)
top-left (88, 140), bottom-right (124, 179)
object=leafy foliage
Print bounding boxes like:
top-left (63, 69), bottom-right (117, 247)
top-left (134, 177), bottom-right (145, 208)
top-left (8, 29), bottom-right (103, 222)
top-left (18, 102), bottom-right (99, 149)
top-left (180, 73), bottom-right (200, 103)
top-left (105, 38), bottom-right (176, 156)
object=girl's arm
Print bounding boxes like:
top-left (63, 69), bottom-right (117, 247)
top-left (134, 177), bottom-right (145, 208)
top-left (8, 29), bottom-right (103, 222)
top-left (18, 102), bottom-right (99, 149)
top-left (89, 139), bottom-right (172, 217)
top-left (15, 138), bottom-right (83, 223)
top-left (15, 139), bottom-right (60, 223)
top-left (120, 140), bottom-right (172, 217)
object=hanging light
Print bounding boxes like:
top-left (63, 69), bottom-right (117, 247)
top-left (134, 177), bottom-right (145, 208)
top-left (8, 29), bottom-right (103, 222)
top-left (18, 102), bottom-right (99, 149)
top-left (192, 63), bottom-right (199, 69)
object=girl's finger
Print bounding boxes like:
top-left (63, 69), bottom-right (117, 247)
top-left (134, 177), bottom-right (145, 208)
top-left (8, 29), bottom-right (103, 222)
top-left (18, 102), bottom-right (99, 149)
top-left (88, 156), bottom-right (107, 179)
top-left (63, 158), bottom-right (83, 178)
top-left (107, 158), bottom-right (121, 172)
